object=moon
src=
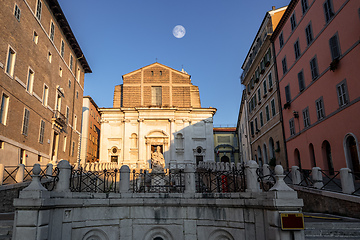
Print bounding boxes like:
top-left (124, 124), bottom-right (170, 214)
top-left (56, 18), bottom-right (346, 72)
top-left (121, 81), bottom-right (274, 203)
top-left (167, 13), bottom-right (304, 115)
top-left (173, 25), bottom-right (186, 38)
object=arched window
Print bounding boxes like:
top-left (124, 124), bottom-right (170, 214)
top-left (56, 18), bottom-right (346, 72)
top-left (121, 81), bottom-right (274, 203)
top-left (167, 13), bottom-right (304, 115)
top-left (269, 138), bottom-right (275, 159)
top-left (309, 143), bottom-right (316, 168)
top-left (221, 155), bottom-right (230, 163)
top-left (344, 135), bottom-right (360, 174)
top-left (131, 133), bottom-right (137, 149)
top-left (322, 140), bottom-right (334, 175)
top-left (294, 148), bottom-right (301, 169)
top-left (175, 133), bottom-right (184, 149)
top-left (257, 146), bottom-right (262, 166)
top-left (263, 144), bottom-right (268, 164)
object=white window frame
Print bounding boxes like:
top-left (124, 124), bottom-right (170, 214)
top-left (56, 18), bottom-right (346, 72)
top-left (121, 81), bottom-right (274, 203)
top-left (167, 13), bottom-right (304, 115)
top-left (14, 4), bottom-right (21, 21)
top-left (302, 107), bottom-right (310, 128)
top-left (39, 120), bottom-right (45, 144)
top-left (5, 46), bottom-right (16, 78)
top-left (0, 93), bottom-right (10, 125)
top-left (336, 79), bottom-right (349, 107)
top-left (36, 0), bottom-right (42, 21)
top-left (22, 108), bottom-right (30, 136)
top-left (61, 40), bottom-right (65, 57)
top-left (49, 21), bottom-right (55, 41)
top-left (63, 136), bottom-right (67, 152)
top-left (26, 67), bottom-right (35, 94)
top-left (265, 105), bottom-right (270, 121)
top-left (69, 54), bottom-right (73, 71)
top-left (42, 84), bottom-right (49, 107)
top-left (271, 98), bottom-right (276, 116)
top-left (315, 96), bottom-right (325, 120)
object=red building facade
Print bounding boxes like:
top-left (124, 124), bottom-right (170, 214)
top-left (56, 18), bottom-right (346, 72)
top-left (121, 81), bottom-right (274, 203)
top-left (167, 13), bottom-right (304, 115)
top-left (272, 0), bottom-right (360, 173)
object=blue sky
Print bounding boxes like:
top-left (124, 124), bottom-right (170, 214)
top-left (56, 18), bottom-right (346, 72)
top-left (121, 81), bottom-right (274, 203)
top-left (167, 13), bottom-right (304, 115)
top-left (59, 0), bottom-right (290, 126)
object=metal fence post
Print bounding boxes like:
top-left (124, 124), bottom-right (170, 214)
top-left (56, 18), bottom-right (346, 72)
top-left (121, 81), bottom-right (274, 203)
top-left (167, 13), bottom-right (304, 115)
top-left (340, 168), bottom-right (355, 194)
top-left (15, 164), bottom-right (25, 183)
top-left (312, 167), bottom-right (323, 189)
top-left (291, 166), bottom-right (301, 185)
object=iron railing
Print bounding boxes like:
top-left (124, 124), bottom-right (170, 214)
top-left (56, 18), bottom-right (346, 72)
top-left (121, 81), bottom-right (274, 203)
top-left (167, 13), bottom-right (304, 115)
top-left (195, 167), bottom-right (246, 193)
top-left (2, 165), bottom-right (51, 185)
top-left (70, 167), bottom-right (118, 193)
top-left (131, 169), bottom-right (185, 193)
top-left (257, 167), bottom-right (276, 191)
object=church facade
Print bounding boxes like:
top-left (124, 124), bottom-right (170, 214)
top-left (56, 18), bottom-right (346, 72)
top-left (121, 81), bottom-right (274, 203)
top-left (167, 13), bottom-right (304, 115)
top-left (99, 63), bottom-right (216, 169)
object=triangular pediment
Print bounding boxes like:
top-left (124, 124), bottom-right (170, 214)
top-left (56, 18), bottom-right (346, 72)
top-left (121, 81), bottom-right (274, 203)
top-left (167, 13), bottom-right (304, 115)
top-left (122, 62), bottom-right (190, 79)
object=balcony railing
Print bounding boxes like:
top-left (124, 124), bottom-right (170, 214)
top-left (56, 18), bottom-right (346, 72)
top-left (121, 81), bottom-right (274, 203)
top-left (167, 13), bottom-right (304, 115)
top-left (52, 110), bottom-right (66, 127)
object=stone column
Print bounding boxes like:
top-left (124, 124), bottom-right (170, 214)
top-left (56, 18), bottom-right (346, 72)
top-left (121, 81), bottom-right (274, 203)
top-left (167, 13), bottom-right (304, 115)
top-left (291, 166), bottom-right (301, 185)
top-left (15, 164), bottom-right (25, 183)
top-left (340, 168), bottom-right (355, 194)
top-left (169, 118), bottom-right (175, 163)
top-left (138, 118), bottom-right (144, 168)
top-left (245, 160), bottom-right (260, 192)
top-left (312, 167), bottom-right (323, 189)
top-left (204, 119), bottom-right (215, 162)
top-left (183, 119), bottom-right (191, 162)
top-left (184, 164), bottom-right (196, 193)
top-left (54, 160), bottom-right (71, 192)
top-left (120, 165), bottom-right (130, 193)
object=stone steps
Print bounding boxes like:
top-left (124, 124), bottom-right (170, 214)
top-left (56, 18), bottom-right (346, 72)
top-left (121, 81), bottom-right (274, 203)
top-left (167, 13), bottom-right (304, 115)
top-left (305, 222), bottom-right (360, 239)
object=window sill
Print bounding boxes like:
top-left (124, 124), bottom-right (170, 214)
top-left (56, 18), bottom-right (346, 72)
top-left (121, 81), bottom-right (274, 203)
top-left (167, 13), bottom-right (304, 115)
top-left (15, 77), bottom-right (26, 88)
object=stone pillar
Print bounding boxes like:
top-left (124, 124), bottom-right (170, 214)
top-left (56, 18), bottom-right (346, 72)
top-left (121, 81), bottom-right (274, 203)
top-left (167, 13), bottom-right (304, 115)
top-left (270, 165), bottom-right (294, 191)
top-left (245, 160), bottom-right (260, 192)
top-left (54, 160), bottom-right (71, 192)
top-left (15, 164), bottom-right (25, 183)
top-left (0, 164), bottom-right (4, 185)
top-left (46, 163), bottom-right (53, 176)
top-left (120, 165), bottom-right (130, 193)
top-left (138, 118), bottom-right (144, 168)
top-left (263, 164), bottom-right (270, 177)
top-left (183, 119), bottom-right (191, 162)
top-left (22, 164), bottom-right (47, 192)
top-left (312, 167), bottom-right (323, 189)
top-left (291, 166), bottom-right (301, 185)
top-left (184, 164), bottom-right (196, 193)
top-left (340, 168), bottom-right (355, 194)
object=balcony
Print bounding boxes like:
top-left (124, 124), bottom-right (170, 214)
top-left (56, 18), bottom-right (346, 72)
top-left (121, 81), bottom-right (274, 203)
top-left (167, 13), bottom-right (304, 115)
top-left (52, 110), bottom-right (67, 129)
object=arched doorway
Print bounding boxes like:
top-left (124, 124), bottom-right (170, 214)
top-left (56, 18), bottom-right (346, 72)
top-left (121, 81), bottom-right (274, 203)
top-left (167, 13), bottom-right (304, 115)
top-left (309, 143), bottom-right (316, 168)
top-left (221, 156), bottom-right (230, 163)
top-left (263, 144), bottom-right (268, 164)
top-left (322, 140), bottom-right (334, 175)
top-left (257, 146), bottom-right (262, 166)
top-left (294, 148), bottom-right (301, 169)
top-left (345, 135), bottom-right (360, 174)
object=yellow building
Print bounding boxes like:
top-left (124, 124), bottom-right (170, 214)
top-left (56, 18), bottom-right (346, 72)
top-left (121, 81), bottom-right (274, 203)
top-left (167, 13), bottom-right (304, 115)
top-left (213, 127), bottom-right (239, 163)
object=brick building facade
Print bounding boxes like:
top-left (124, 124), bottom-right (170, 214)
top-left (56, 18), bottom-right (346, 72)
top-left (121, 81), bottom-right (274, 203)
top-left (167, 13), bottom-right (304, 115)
top-left (0, 0), bottom-right (91, 165)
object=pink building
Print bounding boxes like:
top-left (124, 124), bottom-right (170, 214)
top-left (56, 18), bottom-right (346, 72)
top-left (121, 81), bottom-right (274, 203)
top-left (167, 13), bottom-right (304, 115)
top-left (272, 0), bottom-right (360, 173)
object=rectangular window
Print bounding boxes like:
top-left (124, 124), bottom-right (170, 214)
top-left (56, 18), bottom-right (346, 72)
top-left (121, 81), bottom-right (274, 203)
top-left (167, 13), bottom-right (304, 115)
top-left (71, 142), bottom-right (75, 157)
top-left (305, 23), bottom-right (313, 46)
top-left (285, 85), bottom-right (291, 103)
top-left (6, 47), bottom-right (16, 77)
top-left (310, 57), bottom-right (319, 80)
top-left (0, 94), bottom-right (10, 125)
top-left (302, 107), bottom-right (310, 128)
top-left (68, 79), bottom-right (71, 88)
top-left (33, 31), bottom-right (39, 44)
top-left (337, 80), bottom-right (349, 107)
top-left (255, 118), bottom-right (259, 131)
top-left (301, 0), bottom-right (308, 14)
top-left (268, 73), bottom-right (273, 89)
top-left (315, 97), bottom-right (325, 120)
top-left (250, 121), bottom-right (254, 136)
top-left (66, 107), bottom-right (70, 124)
top-left (151, 86), bottom-right (162, 105)
top-left (63, 136), bottom-right (67, 152)
top-left (263, 80), bottom-right (267, 95)
top-left (329, 34), bottom-right (340, 60)
top-left (39, 120), bottom-right (45, 144)
top-left (26, 68), bottom-right (34, 93)
top-left (36, 0), bottom-right (42, 21)
top-left (22, 108), bottom-right (30, 136)
top-left (260, 112), bottom-right (264, 127)
top-left (59, 67), bottom-right (63, 77)
top-left (282, 56), bottom-right (287, 74)
top-left (265, 105), bottom-right (270, 121)
top-left (279, 32), bottom-right (284, 48)
top-left (69, 55), bottom-right (73, 71)
top-left (14, 4), bottom-right (21, 21)
top-left (42, 85), bottom-right (48, 106)
top-left (55, 93), bottom-right (61, 111)
top-left (48, 52), bottom-right (52, 63)
top-left (50, 21), bottom-right (55, 41)
top-left (257, 88), bottom-right (261, 102)
top-left (271, 99), bottom-right (276, 116)
top-left (61, 40), bottom-right (65, 57)
top-left (294, 40), bottom-right (301, 59)
top-left (290, 13), bottom-right (297, 31)
top-left (74, 115), bottom-right (77, 131)
top-left (289, 118), bottom-right (295, 135)
top-left (76, 67), bottom-right (81, 81)
top-left (298, 71), bottom-right (305, 92)
top-left (324, 0), bottom-right (334, 23)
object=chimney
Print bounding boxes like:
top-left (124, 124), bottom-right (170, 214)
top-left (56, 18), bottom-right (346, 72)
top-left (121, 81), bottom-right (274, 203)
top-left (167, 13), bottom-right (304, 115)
top-left (272, 6), bottom-right (276, 10)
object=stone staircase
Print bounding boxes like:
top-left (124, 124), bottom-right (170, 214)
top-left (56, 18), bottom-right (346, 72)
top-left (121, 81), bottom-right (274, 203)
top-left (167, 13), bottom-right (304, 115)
top-left (304, 214), bottom-right (360, 239)
top-left (0, 213), bottom-right (14, 240)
